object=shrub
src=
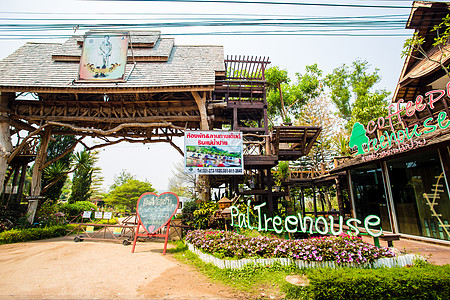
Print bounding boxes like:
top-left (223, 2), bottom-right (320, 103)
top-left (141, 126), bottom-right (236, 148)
top-left (306, 264), bottom-right (450, 299)
top-left (0, 225), bottom-right (68, 245)
top-left (0, 205), bottom-right (28, 231)
top-left (95, 218), bottom-right (118, 225)
top-left (193, 202), bottom-right (218, 229)
top-left (181, 200), bottom-right (197, 227)
top-left (33, 200), bottom-right (67, 227)
top-left (57, 201), bottom-right (96, 221)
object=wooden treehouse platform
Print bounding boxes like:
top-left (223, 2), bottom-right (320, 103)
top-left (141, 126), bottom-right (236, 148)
top-left (0, 31), bottom-right (345, 217)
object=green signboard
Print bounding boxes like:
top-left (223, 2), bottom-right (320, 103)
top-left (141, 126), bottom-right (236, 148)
top-left (136, 192), bottom-right (179, 234)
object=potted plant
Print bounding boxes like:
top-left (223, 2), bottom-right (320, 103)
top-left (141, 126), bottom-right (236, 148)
top-left (274, 161), bottom-right (290, 192)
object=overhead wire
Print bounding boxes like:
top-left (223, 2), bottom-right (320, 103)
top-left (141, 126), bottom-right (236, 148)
top-left (0, 1), bottom-right (436, 40)
top-left (89, 0), bottom-right (412, 9)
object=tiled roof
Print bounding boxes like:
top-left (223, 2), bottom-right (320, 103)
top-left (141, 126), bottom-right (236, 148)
top-left (0, 33), bottom-right (225, 91)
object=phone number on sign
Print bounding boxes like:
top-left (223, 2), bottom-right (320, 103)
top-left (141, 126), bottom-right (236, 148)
top-left (194, 168), bottom-right (243, 174)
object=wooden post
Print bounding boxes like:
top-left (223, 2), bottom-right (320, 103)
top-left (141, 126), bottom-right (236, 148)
top-left (335, 178), bottom-right (345, 217)
top-left (6, 165), bottom-right (20, 208)
top-left (233, 107), bottom-right (238, 130)
top-left (192, 91), bottom-right (211, 203)
top-left (267, 167), bottom-right (274, 216)
top-left (192, 91), bottom-right (209, 131)
top-left (27, 125), bottom-right (52, 224)
top-left (15, 163), bottom-right (28, 208)
top-left (0, 93), bottom-right (13, 195)
top-left (301, 188), bottom-right (306, 217)
top-left (313, 186), bottom-right (317, 217)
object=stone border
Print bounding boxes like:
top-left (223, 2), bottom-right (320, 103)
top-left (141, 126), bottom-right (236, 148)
top-left (186, 243), bottom-right (423, 269)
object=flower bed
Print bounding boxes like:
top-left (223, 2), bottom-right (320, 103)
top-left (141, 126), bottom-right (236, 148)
top-left (185, 229), bottom-right (420, 269)
top-left (186, 229), bottom-right (395, 263)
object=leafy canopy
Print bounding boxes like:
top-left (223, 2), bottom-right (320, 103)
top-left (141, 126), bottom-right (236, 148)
top-left (104, 177), bottom-right (155, 212)
top-left (266, 64), bottom-right (322, 124)
top-left (42, 135), bottom-right (77, 201)
top-left (69, 150), bottom-right (99, 204)
top-left (324, 59), bottom-right (389, 131)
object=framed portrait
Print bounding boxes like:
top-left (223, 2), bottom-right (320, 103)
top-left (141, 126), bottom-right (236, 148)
top-left (78, 31), bottom-right (129, 82)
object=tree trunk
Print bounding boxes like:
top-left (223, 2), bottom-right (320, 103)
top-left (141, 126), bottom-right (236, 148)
top-left (0, 93), bottom-right (12, 195)
top-left (27, 126), bottom-right (52, 224)
top-left (278, 83), bottom-right (287, 122)
top-left (191, 91), bottom-right (211, 202)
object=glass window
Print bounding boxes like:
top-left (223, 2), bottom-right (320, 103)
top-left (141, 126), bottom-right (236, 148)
top-left (350, 164), bottom-right (392, 232)
top-left (387, 150), bottom-right (450, 240)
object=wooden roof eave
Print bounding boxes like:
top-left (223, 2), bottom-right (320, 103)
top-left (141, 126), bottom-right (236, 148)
top-left (0, 84), bottom-right (216, 94)
top-left (393, 1), bottom-right (450, 102)
top-left (393, 53), bottom-right (415, 102)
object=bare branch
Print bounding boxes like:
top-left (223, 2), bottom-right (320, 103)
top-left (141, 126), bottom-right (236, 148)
top-left (47, 121), bottom-right (185, 136)
top-left (7, 124), bottom-right (49, 164)
top-left (41, 136), bottom-right (85, 170)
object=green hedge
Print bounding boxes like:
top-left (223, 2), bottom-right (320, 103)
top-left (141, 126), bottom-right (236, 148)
top-left (0, 225), bottom-right (68, 245)
top-left (57, 201), bottom-right (97, 221)
top-left (301, 264), bottom-right (450, 300)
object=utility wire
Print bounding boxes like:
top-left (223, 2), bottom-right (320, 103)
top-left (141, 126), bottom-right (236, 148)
top-left (90, 0), bottom-right (412, 9)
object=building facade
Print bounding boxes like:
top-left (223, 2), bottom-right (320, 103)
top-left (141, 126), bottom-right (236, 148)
top-left (334, 1), bottom-right (450, 244)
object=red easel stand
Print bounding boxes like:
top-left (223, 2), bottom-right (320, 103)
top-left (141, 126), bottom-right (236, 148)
top-left (131, 221), bottom-right (171, 254)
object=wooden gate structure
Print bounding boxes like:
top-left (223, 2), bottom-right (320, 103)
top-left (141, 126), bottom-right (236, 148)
top-left (0, 30), bottom-right (345, 222)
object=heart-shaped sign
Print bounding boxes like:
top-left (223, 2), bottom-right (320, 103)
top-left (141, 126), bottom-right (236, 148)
top-left (136, 192), bottom-right (180, 234)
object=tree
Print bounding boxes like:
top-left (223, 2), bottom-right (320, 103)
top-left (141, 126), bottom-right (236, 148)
top-left (104, 178), bottom-right (155, 212)
top-left (168, 161), bottom-right (197, 200)
top-left (68, 150), bottom-right (98, 203)
top-left (324, 59), bottom-right (389, 131)
top-left (41, 135), bottom-right (77, 201)
top-left (295, 96), bottom-right (341, 171)
top-left (402, 14), bottom-right (450, 77)
top-left (266, 64), bottom-right (323, 124)
top-left (349, 122), bottom-right (369, 155)
top-left (349, 92), bottom-right (389, 131)
top-left (89, 164), bottom-right (104, 200)
top-left (109, 170), bottom-right (135, 191)
top-left (266, 66), bottom-right (290, 123)
top-left (59, 177), bottom-right (72, 201)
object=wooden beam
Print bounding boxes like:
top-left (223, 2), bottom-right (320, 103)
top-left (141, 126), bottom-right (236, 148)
top-left (192, 91), bottom-right (209, 130)
top-left (0, 85), bottom-right (216, 94)
top-left (47, 121), bottom-right (185, 136)
top-left (13, 115), bottom-right (200, 123)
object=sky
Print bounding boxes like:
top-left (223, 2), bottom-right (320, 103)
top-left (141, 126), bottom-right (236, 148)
top-left (0, 0), bottom-right (437, 193)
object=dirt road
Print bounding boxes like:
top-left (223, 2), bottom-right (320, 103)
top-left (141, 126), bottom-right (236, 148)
top-left (0, 236), bottom-right (244, 299)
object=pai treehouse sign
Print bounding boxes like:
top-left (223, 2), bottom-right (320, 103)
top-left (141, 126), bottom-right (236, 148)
top-left (230, 200), bottom-right (383, 237)
top-left (349, 82), bottom-right (450, 161)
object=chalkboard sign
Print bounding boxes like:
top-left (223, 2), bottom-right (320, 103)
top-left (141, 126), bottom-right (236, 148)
top-left (136, 192), bottom-right (179, 234)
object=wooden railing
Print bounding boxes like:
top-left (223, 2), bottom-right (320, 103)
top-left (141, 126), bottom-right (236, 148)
top-left (243, 133), bottom-right (271, 156)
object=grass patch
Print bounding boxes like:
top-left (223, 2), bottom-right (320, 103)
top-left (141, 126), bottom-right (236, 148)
top-left (169, 240), bottom-right (450, 299)
top-left (169, 240), bottom-right (308, 299)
